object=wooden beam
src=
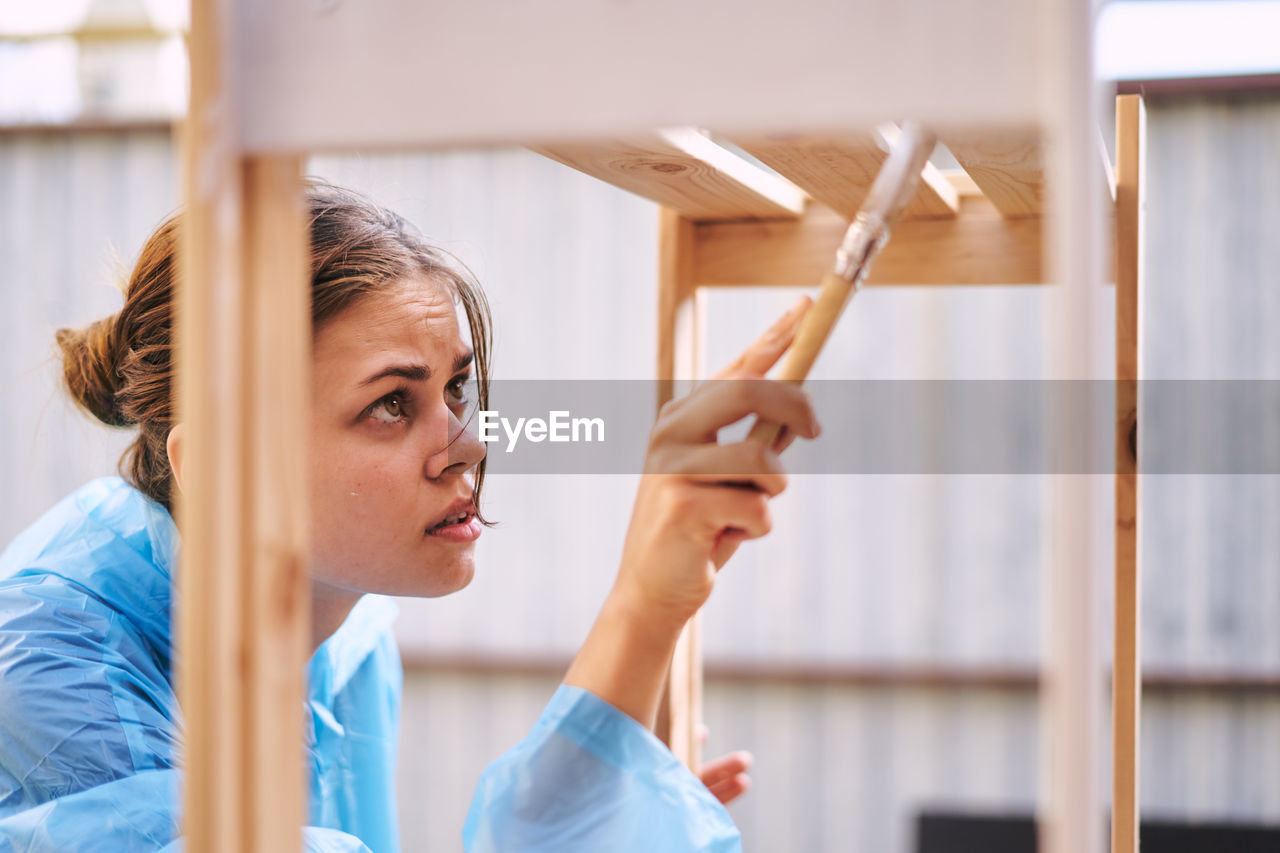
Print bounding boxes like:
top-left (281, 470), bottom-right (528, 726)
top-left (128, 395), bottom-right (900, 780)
top-left (657, 210), bottom-right (699, 387)
top-left (668, 608), bottom-right (703, 770)
top-left (180, 157), bottom-right (311, 853)
top-left (1040, 0), bottom-right (1106, 851)
top-left (179, 2), bottom-right (240, 847)
top-left (945, 130), bottom-right (1043, 217)
top-left (1112, 93), bottom-right (1145, 853)
top-left (693, 197), bottom-right (1043, 288)
top-left (243, 155), bottom-right (311, 853)
top-left (180, 0), bottom-right (309, 849)
top-left (655, 208), bottom-right (703, 769)
top-left (534, 129), bottom-right (806, 221)
top-left (731, 129), bottom-right (958, 220)
top-left (236, 0), bottom-right (1044, 153)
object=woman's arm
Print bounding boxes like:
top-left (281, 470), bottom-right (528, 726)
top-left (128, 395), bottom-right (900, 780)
top-left (465, 301), bottom-right (817, 853)
top-left (563, 296), bottom-right (819, 728)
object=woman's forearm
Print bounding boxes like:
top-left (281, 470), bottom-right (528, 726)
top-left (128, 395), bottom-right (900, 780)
top-left (564, 299), bottom-right (817, 731)
top-left (562, 587), bottom-right (687, 730)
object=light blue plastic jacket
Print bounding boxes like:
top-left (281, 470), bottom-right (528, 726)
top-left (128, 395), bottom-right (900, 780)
top-left (0, 478), bottom-right (741, 852)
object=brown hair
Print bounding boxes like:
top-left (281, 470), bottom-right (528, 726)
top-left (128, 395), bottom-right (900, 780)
top-left (56, 181), bottom-right (493, 518)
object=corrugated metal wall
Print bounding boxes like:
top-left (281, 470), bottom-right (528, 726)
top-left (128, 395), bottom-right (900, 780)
top-left (0, 128), bottom-right (176, 533)
top-left (1, 91), bottom-right (1278, 852)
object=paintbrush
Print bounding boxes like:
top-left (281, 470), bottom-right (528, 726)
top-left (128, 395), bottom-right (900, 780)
top-left (747, 121), bottom-right (938, 449)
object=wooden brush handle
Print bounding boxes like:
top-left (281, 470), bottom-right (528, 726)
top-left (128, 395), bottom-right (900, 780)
top-left (746, 269), bottom-right (855, 448)
top-left (746, 123), bottom-right (937, 451)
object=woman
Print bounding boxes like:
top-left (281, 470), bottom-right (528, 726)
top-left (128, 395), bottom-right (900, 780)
top-left (0, 183), bottom-right (818, 851)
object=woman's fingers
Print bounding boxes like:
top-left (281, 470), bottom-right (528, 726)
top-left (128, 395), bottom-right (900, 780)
top-left (661, 442), bottom-right (788, 497)
top-left (710, 528), bottom-right (747, 569)
top-left (699, 751), bottom-right (753, 784)
top-left (707, 773), bottom-right (751, 804)
top-left (712, 296), bottom-right (812, 381)
top-left (690, 483), bottom-right (773, 541)
top-left (654, 379), bottom-right (819, 447)
top-left (698, 750), bottom-right (754, 805)
top-left (615, 300), bottom-right (819, 623)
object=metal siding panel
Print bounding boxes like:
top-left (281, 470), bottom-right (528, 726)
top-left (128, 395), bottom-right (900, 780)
top-left (4, 92), bottom-right (1280, 853)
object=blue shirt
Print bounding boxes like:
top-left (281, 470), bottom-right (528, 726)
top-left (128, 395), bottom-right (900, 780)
top-left (0, 478), bottom-right (740, 851)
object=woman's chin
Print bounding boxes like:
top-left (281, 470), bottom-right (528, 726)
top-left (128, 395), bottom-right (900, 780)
top-left (313, 543), bottom-right (476, 599)
top-left (435, 564), bottom-right (475, 597)
top-left (412, 553), bottom-right (475, 598)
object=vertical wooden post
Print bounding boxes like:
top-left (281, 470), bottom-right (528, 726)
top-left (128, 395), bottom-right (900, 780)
top-left (1111, 93), bottom-right (1145, 853)
top-left (180, 0), bottom-right (311, 848)
top-left (656, 208), bottom-right (703, 769)
top-left (1039, 0), bottom-right (1105, 852)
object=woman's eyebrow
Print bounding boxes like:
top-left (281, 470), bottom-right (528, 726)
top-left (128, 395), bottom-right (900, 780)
top-left (360, 363), bottom-right (430, 386)
top-left (359, 351), bottom-right (471, 387)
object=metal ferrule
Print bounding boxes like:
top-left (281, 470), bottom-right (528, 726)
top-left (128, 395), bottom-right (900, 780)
top-left (833, 210), bottom-right (892, 287)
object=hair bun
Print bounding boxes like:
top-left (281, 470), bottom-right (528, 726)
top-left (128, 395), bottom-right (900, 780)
top-left (56, 315), bottom-right (132, 427)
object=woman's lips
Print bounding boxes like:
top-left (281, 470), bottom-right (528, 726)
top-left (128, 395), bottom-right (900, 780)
top-left (426, 514), bottom-right (482, 542)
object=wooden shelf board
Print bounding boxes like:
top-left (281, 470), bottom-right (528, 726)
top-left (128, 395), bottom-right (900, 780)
top-left (534, 129), bottom-right (806, 220)
top-left (236, 0), bottom-right (1045, 153)
top-left (944, 131), bottom-right (1044, 218)
top-left (694, 197), bottom-right (1044, 287)
top-left (730, 131), bottom-right (959, 221)
top-left (535, 126), bottom-right (1067, 227)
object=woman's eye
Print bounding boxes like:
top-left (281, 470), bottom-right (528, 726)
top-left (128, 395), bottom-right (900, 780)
top-left (446, 374), bottom-right (473, 404)
top-left (369, 393), bottom-right (408, 424)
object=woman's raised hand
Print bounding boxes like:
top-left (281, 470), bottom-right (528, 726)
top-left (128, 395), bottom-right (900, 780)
top-left (564, 296), bottom-right (819, 730)
top-left (612, 295), bottom-right (820, 627)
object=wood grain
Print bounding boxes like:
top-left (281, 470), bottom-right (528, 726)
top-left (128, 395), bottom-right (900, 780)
top-left (656, 207), bottom-right (703, 767)
top-left (179, 1), bottom-right (243, 846)
top-left (945, 130), bottom-right (1043, 217)
top-left (1112, 93), bottom-right (1145, 853)
top-left (180, 1), bottom-right (309, 847)
top-left (732, 131), bottom-right (958, 220)
top-left (179, 153), bottom-right (311, 851)
top-left (243, 155), bottom-right (311, 853)
top-left (535, 130), bottom-right (805, 221)
top-left (693, 197), bottom-right (1044, 288)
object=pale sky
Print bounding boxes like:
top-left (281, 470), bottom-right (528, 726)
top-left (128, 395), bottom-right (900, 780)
top-left (1097, 1), bottom-right (1280, 79)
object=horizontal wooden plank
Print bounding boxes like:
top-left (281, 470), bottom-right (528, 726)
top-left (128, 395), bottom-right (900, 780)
top-left (534, 129), bottom-right (805, 220)
top-left (235, 0), bottom-right (1043, 152)
top-left (945, 131), bottom-right (1044, 217)
top-left (731, 130), bottom-right (958, 220)
top-left (694, 196), bottom-right (1043, 287)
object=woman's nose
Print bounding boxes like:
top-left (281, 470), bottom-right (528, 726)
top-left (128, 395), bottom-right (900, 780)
top-left (424, 406), bottom-right (487, 480)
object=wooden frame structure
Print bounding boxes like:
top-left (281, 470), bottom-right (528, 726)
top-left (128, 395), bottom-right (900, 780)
top-left (180, 1), bottom-right (1139, 851)
top-left (647, 99), bottom-right (1144, 853)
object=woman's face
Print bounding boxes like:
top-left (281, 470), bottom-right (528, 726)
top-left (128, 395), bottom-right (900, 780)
top-left (308, 276), bottom-right (486, 604)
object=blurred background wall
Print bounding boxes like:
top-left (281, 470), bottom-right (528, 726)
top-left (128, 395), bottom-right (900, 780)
top-left (2, 5), bottom-right (1279, 851)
